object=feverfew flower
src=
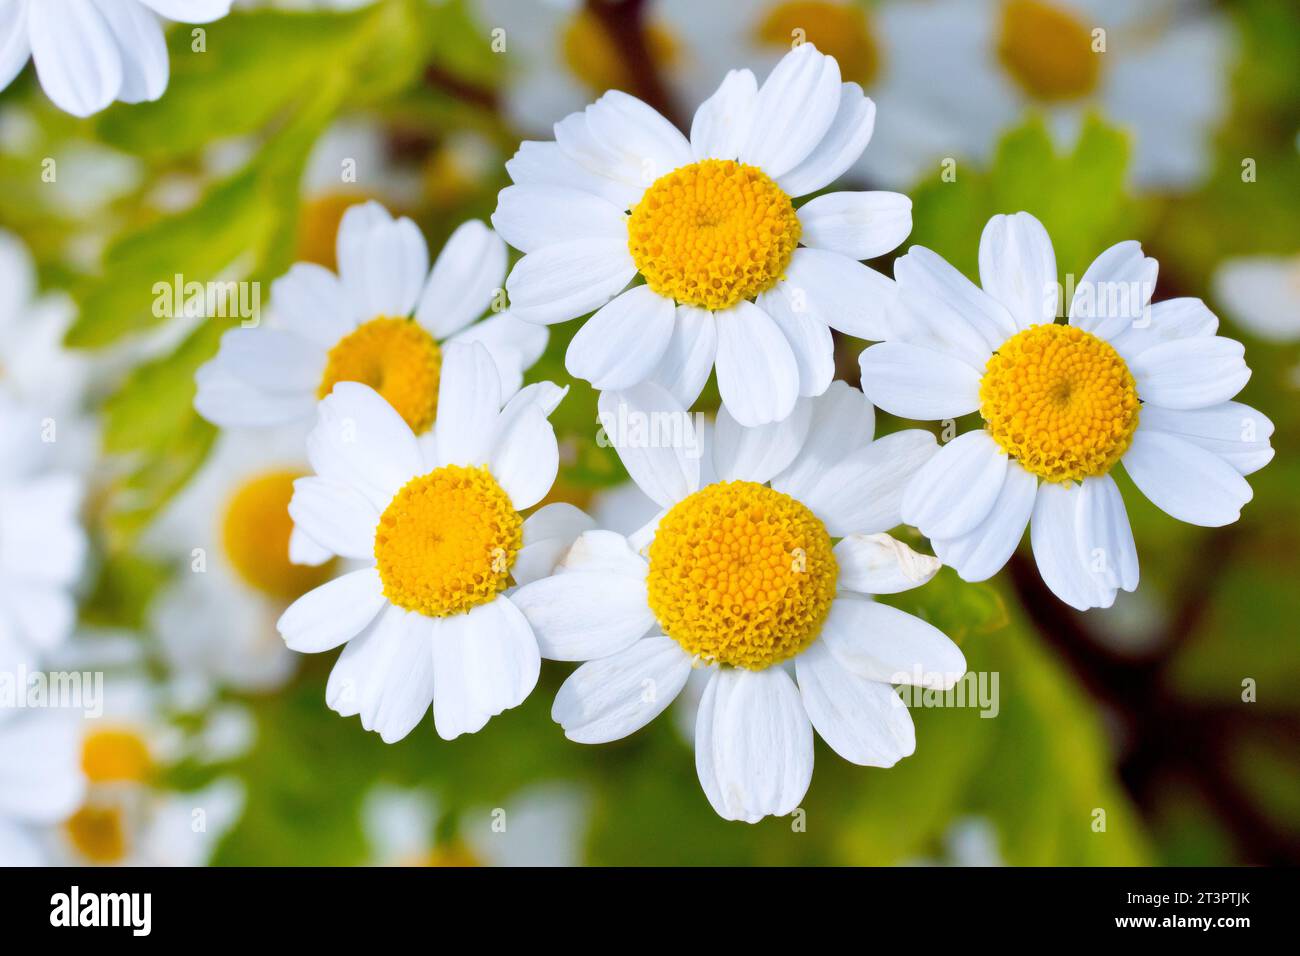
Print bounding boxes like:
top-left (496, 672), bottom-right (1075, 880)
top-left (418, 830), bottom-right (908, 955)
top-left (0, 0), bottom-right (233, 117)
top-left (512, 382), bottom-right (965, 823)
top-left (195, 203), bottom-right (546, 435)
top-left (493, 43), bottom-right (910, 427)
top-left (276, 342), bottom-right (585, 742)
top-left (860, 211), bottom-right (1274, 611)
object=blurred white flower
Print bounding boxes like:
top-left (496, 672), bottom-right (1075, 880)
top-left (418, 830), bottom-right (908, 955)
top-left (0, 710), bottom-right (85, 865)
top-left (0, 0), bottom-right (234, 118)
top-left (1213, 254), bottom-right (1300, 343)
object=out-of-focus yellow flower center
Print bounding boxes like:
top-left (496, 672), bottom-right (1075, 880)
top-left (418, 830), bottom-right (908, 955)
top-left (297, 191), bottom-right (366, 270)
top-left (82, 728), bottom-right (152, 784)
top-left (755, 1), bottom-right (881, 87)
top-left (374, 465), bottom-right (522, 618)
top-left (65, 804), bottom-right (129, 864)
top-left (318, 317), bottom-right (442, 434)
top-left (980, 324), bottom-right (1140, 483)
top-left (647, 481), bottom-right (838, 670)
top-left (627, 160), bottom-right (801, 311)
top-left (222, 469), bottom-right (335, 600)
top-left (997, 0), bottom-right (1100, 102)
top-left (561, 9), bottom-right (679, 94)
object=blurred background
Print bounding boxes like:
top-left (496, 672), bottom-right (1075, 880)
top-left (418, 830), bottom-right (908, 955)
top-left (0, 0), bottom-right (1297, 865)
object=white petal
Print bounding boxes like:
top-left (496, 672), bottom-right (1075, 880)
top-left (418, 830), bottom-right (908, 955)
top-left (0, 2), bottom-right (32, 95)
top-left (566, 285), bottom-right (675, 389)
top-left (288, 525), bottom-right (332, 566)
top-left (901, 430), bottom-right (1008, 540)
top-left (821, 598), bottom-right (966, 689)
top-left (1123, 428), bottom-right (1253, 527)
top-left (1076, 474), bottom-right (1139, 595)
top-left (491, 184), bottom-right (626, 256)
top-left (892, 245), bottom-right (1017, 354)
top-left (741, 43), bottom-right (841, 178)
top-left (1130, 336), bottom-right (1251, 409)
top-left (797, 191), bottom-right (911, 261)
top-left (504, 239), bottom-right (635, 325)
top-left (781, 247), bottom-right (896, 340)
top-left (137, 0), bottom-right (231, 21)
top-left (0, 474), bottom-right (86, 584)
top-left (792, 429), bottom-right (938, 535)
top-left (270, 263), bottom-right (353, 349)
top-left (695, 667), bottom-right (813, 823)
top-left (308, 382), bottom-right (423, 510)
top-left (858, 342), bottom-right (982, 420)
top-left (1030, 481), bottom-right (1113, 611)
top-left (758, 286), bottom-right (835, 397)
top-left (447, 310), bottom-right (548, 398)
top-left (690, 68), bottom-right (757, 161)
top-left (795, 639), bottom-right (915, 767)
top-left (772, 381), bottom-right (875, 497)
top-left (288, 476), bottom-right (378, 560)
top-left (553, 636), bottom-right (692, 743)
top-left (431, 597), bottom-right (541, 739)
top-left (556, 90), bottom-right (691, 189)
top-left (93, 0), bottom-right (167, 104)
top-left (978, 212), bottom-right (1058, 330)
top-left (1068, 240), bottom-right (1158, 342)
top-left (647, 306), bottom-right (717, 409)
top-left (336, 202), bottom-right (428, 321)
top-left (1108, 296), bottom-right (1219, 363)
top-left (193, 361), bottom-right (314, 428)
top-left (834, 533), bottom-right (941, 595)
top-left (415, 220), bottom-right (506, 338)
top-left (504, 139), bottom-right (639, 208)
top-left (277, 568), bottom-right (385, 654)
top-left (28, 0), bottom-right (123, 117)
top-left (932, 463), bottom-right (1037, 582)
top-left (598, 383), bottom-right (701, 508)
top-left (713, 300), bottom-right (800, 427)
top-left (489, 401), bottom-right (557, 511)
top-left (778, 83), bottom-right (876, 197)
top-left (554, 529), bottom-right (650, 577)
top-left (510, 570), bottom-right (653, 662)
top-left (326, 604), bottom-right (435, 743)
top-left (2, 585), bottom-right (74, 653)
top-left (513, 503), bottom-right (597, 586)
top-left (212, 327), bottom-right (324, 393)
top-left (712, 397), bottom-right (812, 484)
top-left (1139, 402), bottom-right (1274, 476)
top-left (434, 341), bottom-right (502, 467)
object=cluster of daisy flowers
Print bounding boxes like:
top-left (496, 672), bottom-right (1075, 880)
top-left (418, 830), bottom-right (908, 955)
top-left (181, 41), bottom-right (1278, 825)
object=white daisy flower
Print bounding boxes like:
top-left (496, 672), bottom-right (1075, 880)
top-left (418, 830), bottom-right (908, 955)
top-left (7, 677), bottom-right (243, 866)
top-left (0, 0), bottom-right (233, 118)
top-left (362, 782), bottom-right (589, 867)
top-left (276, 341), bottom-right (586, 742)
top-left (195, 202), bottom-right (547, 434)
top-left (652, 0), bottom-right (1230, 191)
top-left (493, 42), bottom-right (911, 427)
top-left (0, 394), bottom-right (88, 675)
top-left (1213, 253), bottom-right (1300, 344)
top-left (143, 425), bottom-right (330, 700)
top-left (0, 710), bottom-right (84, 866)
top-left (511, 381), bottom-right (966, 823)
top-left (860, 211), bottom-right (1274, 611)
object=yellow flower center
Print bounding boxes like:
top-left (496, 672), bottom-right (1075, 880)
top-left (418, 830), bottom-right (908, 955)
top-left (561, 9), bottom-right (679, 94)
top-left (997, 0), bottom-right (1101, 102)
top-left (627, 160), bottom-right (801, 311)
top-left (222, 469), bottom-right (335, 601)
top-left (755, 1), bottom-right (881, 87)
top-left (374, 465), bottom-right (523, 618)
top-left (647, 481), bottom-right (838, 670)
top-left (980, 324), bottom-right (1140, 483)
top-left (318, 317), bottom-right (442, 435)
top-left (65, 803), bottom-right (129, 864)
top-left (82, 728), bottom-right (152, 784)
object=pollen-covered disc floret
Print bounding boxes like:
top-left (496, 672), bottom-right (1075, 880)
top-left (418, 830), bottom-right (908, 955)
top-left (319, 317), bottom-right (442, 434)
top-left (646, 481), bottom-right (838, 670)
top-left (627, 160), bottom-right (801, 311)
top-left (222, 469), bottom-right (333, 600)
top-left (980, 323), bottom-right (1140, 483)
top-left (374, 465), bottom-right (523, 618)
